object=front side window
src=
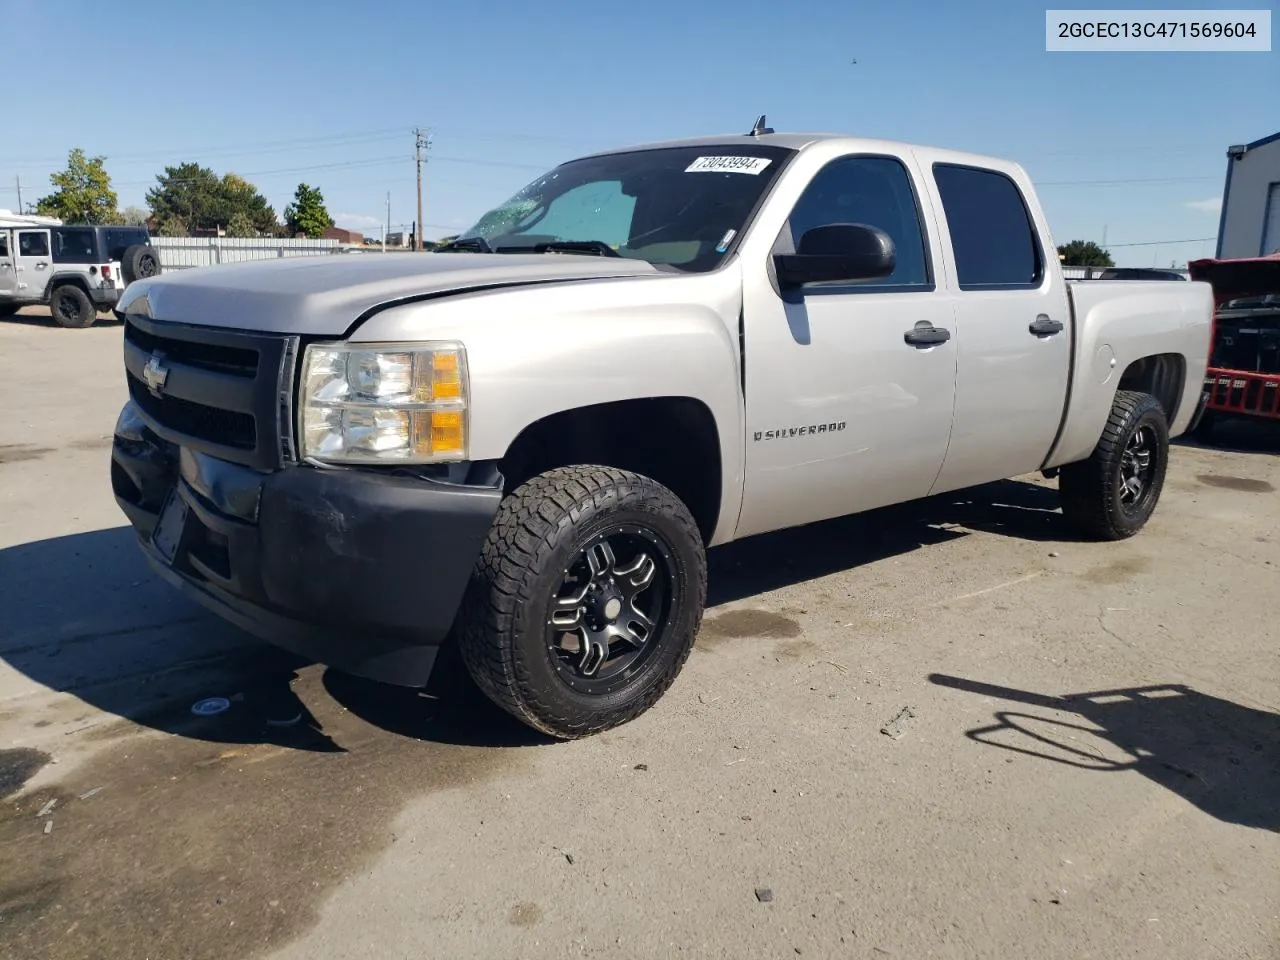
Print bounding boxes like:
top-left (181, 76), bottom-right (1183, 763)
top-left (18, 232), bottom-right (49, 257)
top-left (782, 155), bottom-right (932, 288)
top-left (0, 233), bottom-right (8, 258)
top-left (455, 145), bottom-right (794, 272)
top-left (933, 163), bottom-right (1043, 290)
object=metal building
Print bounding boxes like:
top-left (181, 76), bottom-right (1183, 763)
top-left (1217, 130), bottom-right (1280, 259)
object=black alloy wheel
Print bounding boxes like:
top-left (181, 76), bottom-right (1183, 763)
top-left (1059, 390), bottom-right (1169, 541)
top-left (457, 465), bottom-right (707, 739)
top-left (546, 525), bottom-right (674, 695)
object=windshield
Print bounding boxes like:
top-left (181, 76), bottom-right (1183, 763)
top-left (453, 144), bottom-right (795, 272)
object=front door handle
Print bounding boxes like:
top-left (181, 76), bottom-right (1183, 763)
top-left (903, 323), bottom-right (952, 348)
top-left (1029, 315), bottom-right (1064, 337)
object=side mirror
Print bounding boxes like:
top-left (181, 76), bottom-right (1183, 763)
top-left (773, 223), bottom-right (896, 290)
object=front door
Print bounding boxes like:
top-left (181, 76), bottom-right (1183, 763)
top-left (0, 230), bottom-right (17, 301)
top-left (736, 153), bottom-right (958, 539)
top-left (14, 229), bottom-right (52, 298)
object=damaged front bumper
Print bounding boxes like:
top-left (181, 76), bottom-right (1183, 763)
top-left (110, 401), bottom-right (502, 686)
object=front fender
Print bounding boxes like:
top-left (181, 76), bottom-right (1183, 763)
top-left (349, 269), bottom-right (747, 544)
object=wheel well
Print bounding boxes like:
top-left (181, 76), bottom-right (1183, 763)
top-left (497, 398), bottom-right (723, 544)
top-left (45, 276), bottom-right (91, 300)
top-left (1117, 353), bottom-right (1185, 422)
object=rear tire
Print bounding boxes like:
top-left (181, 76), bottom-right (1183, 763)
top-left (121, 244), bottom-right (161, 284)
top-left (50, 285), bottom-right (96, 329)
top-left (456, 465), bottom-right (707, 740)
top-left (1059, 390), bottom-right (1169, 541)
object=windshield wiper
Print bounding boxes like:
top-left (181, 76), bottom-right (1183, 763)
top-left (497, 240), bottom-right (621, 258)
top-left (435, 237), bottom-right (492, 253)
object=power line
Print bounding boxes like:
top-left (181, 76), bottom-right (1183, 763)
top-left (1106, 237), bottom-right (1215, 248)
top-left (1038, 175), bottom-right (1217, 186)
top-left (15, 152), bottom-right (549, 192)
top-left (0, 125), bottom-right (595, 170)
top-left (0, 127), bottom-right (412, 167)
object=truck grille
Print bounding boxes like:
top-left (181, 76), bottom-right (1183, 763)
top-left (123, 315), bottom-right (299, 470)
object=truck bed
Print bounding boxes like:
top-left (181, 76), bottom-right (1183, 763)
top-left (1045, 279), bottom-right (1214, 468)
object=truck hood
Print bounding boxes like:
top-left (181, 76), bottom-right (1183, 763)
top-left (117, 252), bottom-right (664, 335)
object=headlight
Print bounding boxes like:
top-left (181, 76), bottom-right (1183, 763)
top-left (299, 341), bottom-right (469, 463)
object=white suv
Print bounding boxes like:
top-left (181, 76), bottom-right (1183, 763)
top-left (0, 222), bottom-right (161, 328)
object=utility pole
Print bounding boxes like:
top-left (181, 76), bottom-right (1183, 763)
top-left (414, 128), bottom-right (431, 251)
top-left (15, 176), bottom-right (23, 214)
top-left (385, 191), bottom-right (390, 242)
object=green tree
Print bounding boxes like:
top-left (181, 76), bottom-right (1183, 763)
top-left (224, 210), bottom-right (257, 238)
top-left (145, 163), bottom-right (278, 233)
top-left (1057, 240), bottom-right (1114, 268)
top-left (35, 148), bottom-right (118, 224)
top-left (119, 205), bottom-right (150, 226)
top-left (220, 172), bottom-right (279, 234)
top-left (283, 183), bottom-right (334, 238)
top-left (157, 215), bottom-right (189, 237)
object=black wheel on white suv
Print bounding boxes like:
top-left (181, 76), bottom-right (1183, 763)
top-left (50, 284), bottom-right (96, 329)
top-left (1059, 390), bottom-right (1169, 541)
top-left (456, 465), bottom-right (707, 739)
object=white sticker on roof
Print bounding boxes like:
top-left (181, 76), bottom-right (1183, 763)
top-left (685, 156), bottom-right (773, 175)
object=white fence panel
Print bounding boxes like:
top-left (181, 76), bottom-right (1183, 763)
top-left (151, 237), bottom-right (340, 270)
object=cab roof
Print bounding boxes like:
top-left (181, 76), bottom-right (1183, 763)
top-left (576, 131), bottom-right (1018, 173)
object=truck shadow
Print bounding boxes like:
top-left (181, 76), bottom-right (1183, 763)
top-left (1, 307), bottom-right (123, 330)
top-left (929, 673), bottom-right (1279, 833)
top-left (0, 478), bottom-right (1077, 751)
top-left (1175, 415), bottom-right (1280, 455)
top-left (707, 477), bottom-right (1067, 606)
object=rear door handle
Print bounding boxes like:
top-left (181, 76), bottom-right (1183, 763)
top-left (903, 323), bottom-right (951, 348)
top-left (1029, 315), bottom-right (1064, 337)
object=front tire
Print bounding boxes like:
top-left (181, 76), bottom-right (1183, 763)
top-left (50, 285), bottom-right (96, 329)
top-left (456, 465), bottom-right (707, 739)
top-left (1059, 390), bottom-right (1169, 541)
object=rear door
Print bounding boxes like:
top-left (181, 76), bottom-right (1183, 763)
top-left (925, 161), bottom-right (1073, 495)
top-left (0, 230), bottom-right (17, 301)
top-left (14, 229), bottom-right (52, 298)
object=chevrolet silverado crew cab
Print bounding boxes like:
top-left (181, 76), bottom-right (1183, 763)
top-left (110, 122), bottom-right (1213, 739)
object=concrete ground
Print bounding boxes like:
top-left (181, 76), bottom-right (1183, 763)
top-left (1, 307), bottom-right (1278, 960)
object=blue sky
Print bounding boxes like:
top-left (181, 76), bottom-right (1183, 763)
top-left (1, 0), bottom-right (1275, 265)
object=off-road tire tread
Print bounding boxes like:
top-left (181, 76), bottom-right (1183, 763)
top-left (50, 284), bottom-right (96, 329)
top-left (456, 465), bottom-right (706, 740)
top-left (1059, 389), bottom-right (1168, 541)
top-left (121, 244), bottom-right (160, 284)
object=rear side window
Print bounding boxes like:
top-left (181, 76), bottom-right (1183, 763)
top-left (933, 163), bottom-right (1043, 290)
top-left (103, 228), bottom-right (148, 260)
top-left (52, 228), bottom-right (99, 263)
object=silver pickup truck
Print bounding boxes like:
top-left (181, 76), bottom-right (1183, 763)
top-left (111, 124), bottom-right (1213, 738)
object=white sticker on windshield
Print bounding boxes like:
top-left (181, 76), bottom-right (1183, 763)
top-left (685, 156), bottom-right (773, 175)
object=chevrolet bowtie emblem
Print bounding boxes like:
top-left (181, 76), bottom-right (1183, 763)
top-left (142, 353), bottom-right (170, 396)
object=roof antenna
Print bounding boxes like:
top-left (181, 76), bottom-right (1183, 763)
top-left (748, 114), bottom-right (774, 137)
